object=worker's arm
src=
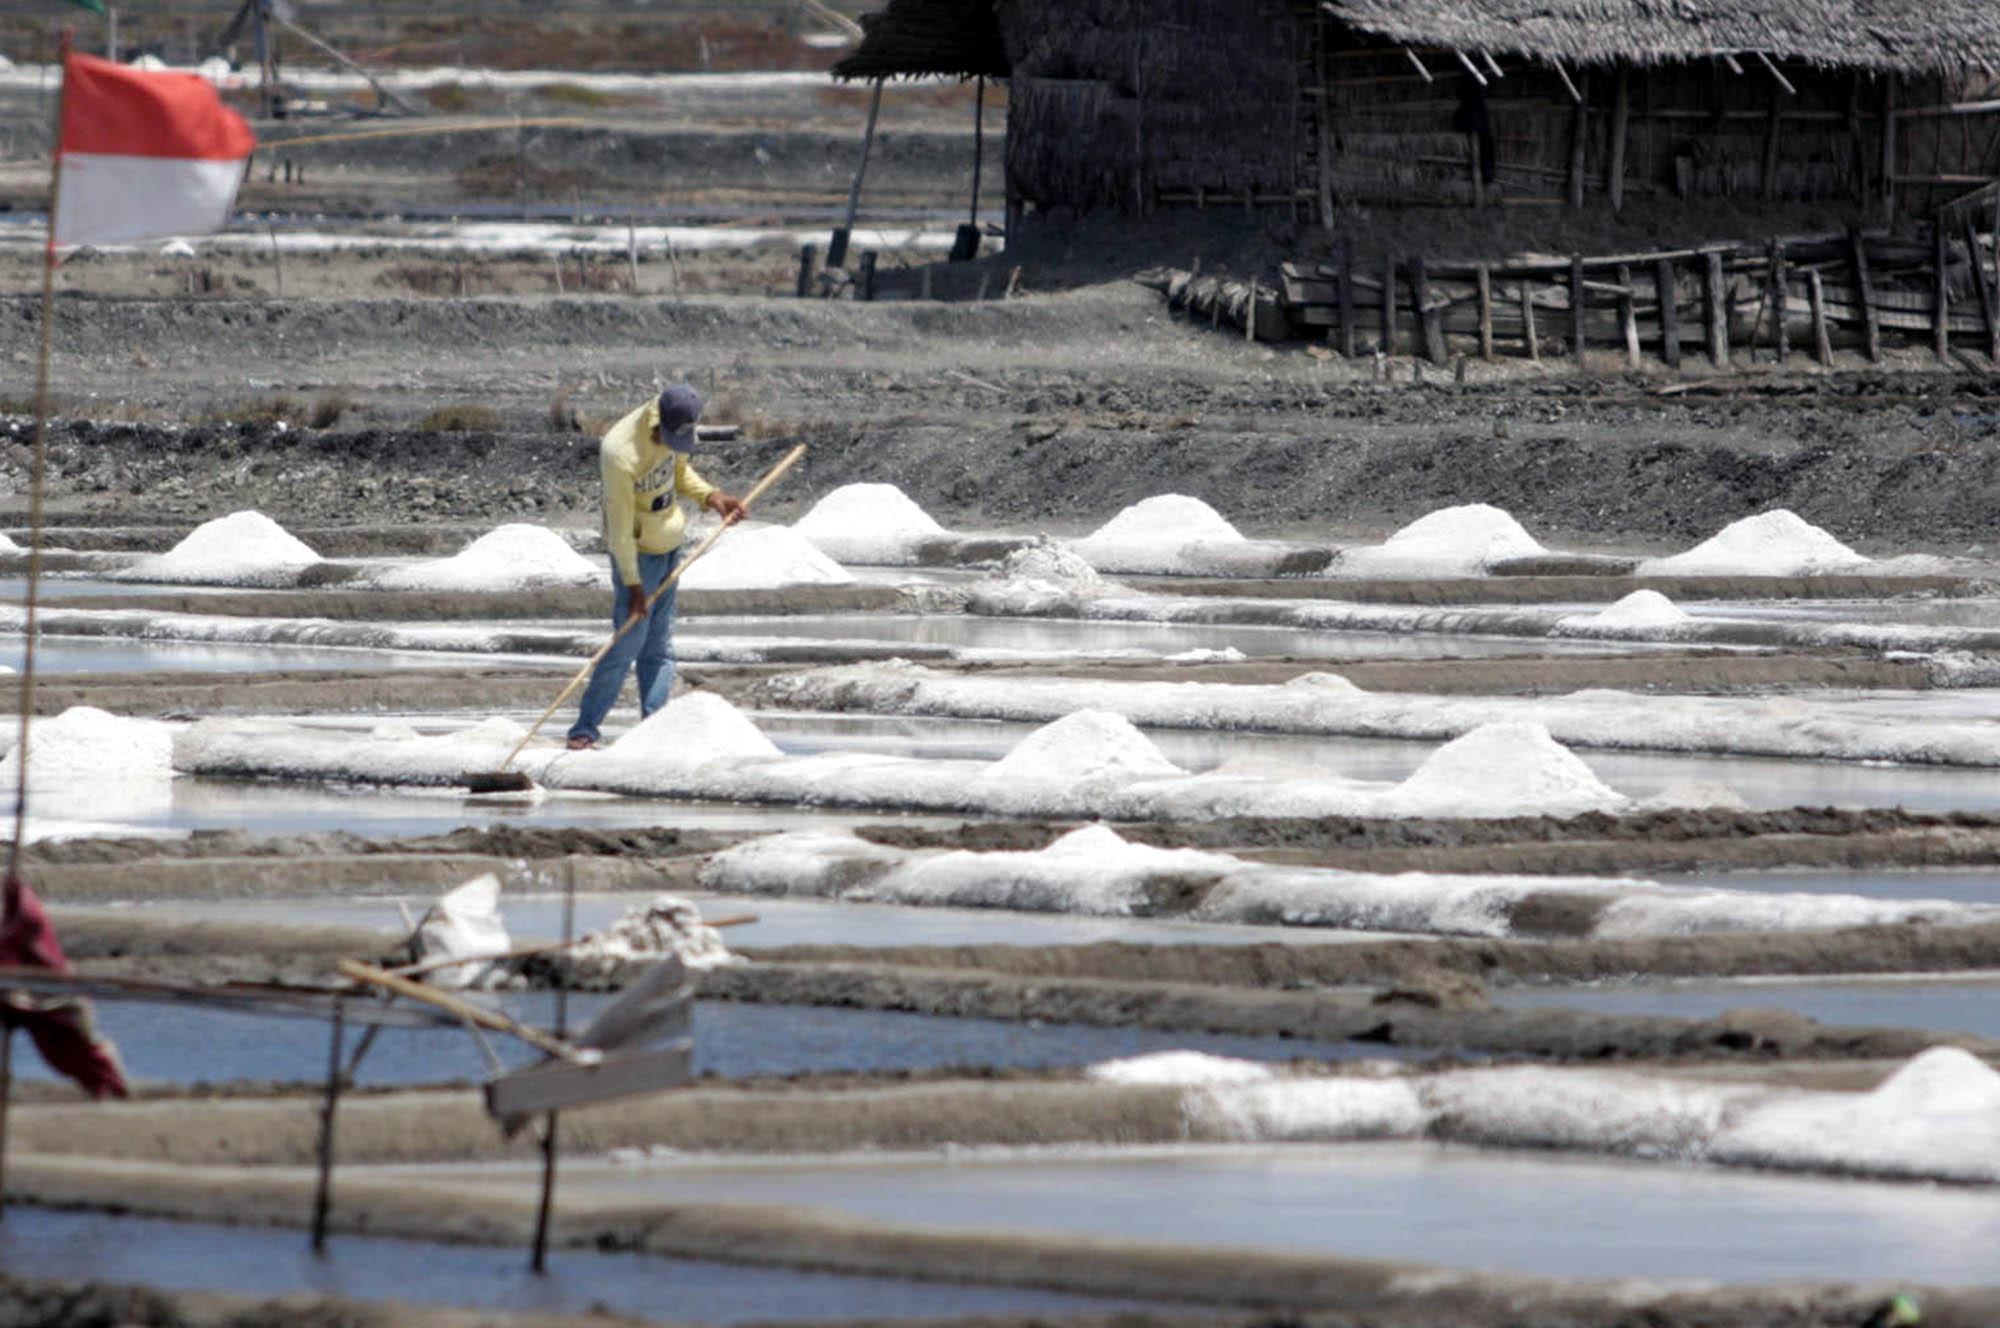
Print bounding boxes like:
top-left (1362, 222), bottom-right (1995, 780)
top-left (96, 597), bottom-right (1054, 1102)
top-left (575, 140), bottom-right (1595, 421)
top-left (679, 456), bottom-right (747, 524)
top-left (601, 449), bottom-right (643, 591)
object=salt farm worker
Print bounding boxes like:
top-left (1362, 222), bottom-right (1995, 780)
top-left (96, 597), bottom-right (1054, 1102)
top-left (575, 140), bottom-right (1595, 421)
top-left (566, 385), bottom-right (747, 750)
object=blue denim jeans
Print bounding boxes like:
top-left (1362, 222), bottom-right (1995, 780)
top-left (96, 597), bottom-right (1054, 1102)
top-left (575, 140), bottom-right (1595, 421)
top-left (567, 550), bottom-right (681, 744)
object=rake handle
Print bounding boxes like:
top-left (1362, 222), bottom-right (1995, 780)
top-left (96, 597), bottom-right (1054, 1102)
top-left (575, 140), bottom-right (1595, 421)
top-left (495, 443), bottom-right (808, 773)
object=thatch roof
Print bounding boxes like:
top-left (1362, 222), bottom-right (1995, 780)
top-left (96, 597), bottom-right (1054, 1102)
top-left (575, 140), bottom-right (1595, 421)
top-left (831, 0), bottom-right (1008, 81)
top-left (1322, 0), bottom-right (2000, 75)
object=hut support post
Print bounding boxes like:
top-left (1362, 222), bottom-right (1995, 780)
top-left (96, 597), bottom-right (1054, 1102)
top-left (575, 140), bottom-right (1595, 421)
top-left (1381, 256), bottom-right (1398, 355)
top-left (1933, 224), bottom-right (1950, 362)
top-left (1566, 76), bottom-right (1590, 209)
top-left (1880, 76), bottom-right (1898, 225)
top-left (1338, 240), bottom-right (1356, 357)
top-left (1762, 93), bottom-right (1785, 202)
top-left (1607, 69), bottom-right (1630, 212)
top-left (970, 75), bottom-right (984, 229)
top-left (1570, 255), bottom-right (1587, 367)
top-left (1476, 263), bottom-right (1494, 361)
top-left (831, 79), bottom-right (884, 269)
top-left (1703, 249), bottom-right (1728, 368)
top-left (1768, 238), bottom-right (1788, 364)
top-left (1617, 264), bottom-right (1639, 368)
top-left (1317, 30), bottom-right (1335, 236)
top-left (1656, 257), bottom-right (1681, 368)
top-left (1520, 281), bottom-right (1539, 361)
top-left (1849, 228), bottom-right (1880, 362)
top-left (1807, 269), bottom-right (1833, 366)
top-left (1965, 216), bottom-right (1998, 361)
top-left (1412, 256), bottom-right (1444, 362)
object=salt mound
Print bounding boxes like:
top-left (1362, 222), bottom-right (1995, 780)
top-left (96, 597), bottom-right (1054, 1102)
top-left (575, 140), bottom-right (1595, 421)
top-left (1717, 1047), bottom-right (2000, 1182)
top-left (125, 510), bottom-right (320, 586)
top-left (1331, 503), bottom-right (1547, 576)
top-left (0, 706), bottom-right (173, 791)
top-left (606, 691), bottom-right (781, 763)
top-left (1392, 721), bottom-right (1627, 818)
top-left (0, 531), bottom-right (18, 553)
top-left (983, 711), bottom-right (1184, 785)
top-left (792, 483), bottom-right (945, 563)
top-left (678, 524), bottom-right (853, 589)
top-left (1573, 589), bottom-right (1693, 630)
top-left (1638, 510), bottom-right (1871, 577)
top-left (1088, 1051), bottom-right (1274, 1086)
top-left (996, 537), bottom-right (1105, 588)
top-left (373, 524), bottom-right (598, 592)
top-left (1083, 495), bottom-right (1245, 546)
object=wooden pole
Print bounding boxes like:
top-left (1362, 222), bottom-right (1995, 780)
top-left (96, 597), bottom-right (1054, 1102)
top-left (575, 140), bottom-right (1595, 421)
top-left (1521, 280), bottom-right (1540, 361)
top-left (1656, 256), bottom-right (1681, 368)
top-left (1607, 68), bottom-right (1630, 212)
top-left (1762, 93), bottom-right (1785, 202)
top-left (1316, 26), bottom-right (1335, 236)
top-left (794, 243), bottom-right (816, 298)
top-left (530, 862), bottom-right (579, 1275)
top-left (1476, 262), bottom-right (1494, 361)
top-left (1880, 75), bottom-right (1898, 224)
top-left (831, 80), bottom-right (883, 268)
top-left (1245, 277), bottom-right (1258, 343)
top-left (1703, 248), bottom-right (1729, 368)
top-left (1381, 255), bottom-right (1398, 355)
top-left (1337, 239), bottom-right (1356, 357)
top-left (969, 75), bottom-right (984, 228)
top-left (1964, 216), bottom-right (1998, 361)
top-left (1570, 254), bottom-right (1587, 366)
top-left (1849, 227), bottom-right (1880, 362)
top-left (1933, 223), bottom-right (1950, 362)
top-left (1807, 268), bottom-right (1833, 366)
top-left (1617, 263), bottom-right (1640, 368)
top-left (1768, 237), bottom-right (1788, 364)
top-left (310, 998), bottom-right (344, 1254)
top-left (1412, 255), bottom-right (1444, 362)
top-left (1566, 74), bottom-right (1590, 209)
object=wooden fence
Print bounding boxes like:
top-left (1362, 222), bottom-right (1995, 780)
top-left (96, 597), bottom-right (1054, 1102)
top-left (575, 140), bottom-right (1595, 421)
top-left (1156, 226), bottom-right (2000, 366)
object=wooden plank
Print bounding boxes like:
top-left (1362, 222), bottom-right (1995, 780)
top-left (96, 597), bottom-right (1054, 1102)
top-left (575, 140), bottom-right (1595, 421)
top-left (1656, 257), bottom-right (1681, 368)
top-left (1617, 263), bottom-right (1640, 368)
top-left (1807, 268), bottom-right (1833, 366)
top-left (1849, 227), bottom-right (1880, 361)
top-left (1381, 255), bottom-right (1398, 354)
top-left (1607, 69), bottom-right (1630, 212)
top-left (1570, 254), bottom-right (1587, 364)
top-left (1768, 238), bottom-right (1788, 364)
top-left (1521, 280), bottom-right (1540, 360)
top-left (1965, 217), bottom-right (1998, 361)
top-left (1412, 255), bottom-right (1445, 361)
top-left (1933, 224), bottom-right (1950, 362)
top-left (486, 1043), bottom-right (693, 1117)
top-left (1338, 239), bottom-right (1357, 357)
top-left (1704, 249), bottom-right (1729, 368)
top-left (1476, 263), bottom-right (1494, 361)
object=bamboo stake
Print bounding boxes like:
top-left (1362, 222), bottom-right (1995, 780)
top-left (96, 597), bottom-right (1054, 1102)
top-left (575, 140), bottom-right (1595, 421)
top-left (310, 997), bottom-right (344, 1254)
top-left (484, 445), bottom-right (807, 781)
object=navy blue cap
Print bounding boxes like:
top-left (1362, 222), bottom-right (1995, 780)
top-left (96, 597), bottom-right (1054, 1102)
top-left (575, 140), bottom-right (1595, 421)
top-left (658, 384), bottom-right (704, 451)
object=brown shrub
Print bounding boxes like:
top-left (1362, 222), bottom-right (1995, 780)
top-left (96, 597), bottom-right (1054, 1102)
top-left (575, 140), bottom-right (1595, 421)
top-left (416, 404), bottom-right (503, 432)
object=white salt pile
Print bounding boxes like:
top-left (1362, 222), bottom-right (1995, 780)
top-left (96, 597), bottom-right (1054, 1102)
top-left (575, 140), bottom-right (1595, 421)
top-left (1637, 510), bottom-right (1872, 577)
top-left (1081, 495), bottom-right (1246, 546)
top-left (1330, 503), bottom-right (1547, 577)
top-left (978, 711), bottom-right (1183, 786)
top-left (1187, 1077), bottom-right (1427, 1142)
top-left (792, 483), bottom-right (946, 564)
top-left (0, 706), bottom-right (174, 793)
top-left (1391, 721), bottom-right (1629, 818)
top-left (558, 893), bottom-right (735, 982)
top-left (121, 510), bottom-right (321, 586)
top-left (0, 531), bottom-right (19, 553)
top-left (869, 822), bottom-right (1234, 915)
top-left (371, 524), bottom-right (599, 592)
top-left (996, 536), bottom-right (1106, 589)
top-left (678, 524), bottom-right (853, 589)
top-left (1560, 589), bottom-right (1694, 633)
top-left (415, 874), bottom-right (513, 991)
top-left (600, 691), bottom-right (783, 765)
top-left (1088, 1051), bottom-right (1274, 1086)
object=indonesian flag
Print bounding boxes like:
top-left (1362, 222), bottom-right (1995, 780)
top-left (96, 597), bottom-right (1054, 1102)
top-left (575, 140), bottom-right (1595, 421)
top-left (54, 52), bottom-right (256, 249)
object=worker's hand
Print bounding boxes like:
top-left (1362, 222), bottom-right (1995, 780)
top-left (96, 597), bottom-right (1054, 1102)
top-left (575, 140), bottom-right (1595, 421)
top-left (625, 584), bottom-right (649, 622)
top-left (707, 492), bottom-right (749, 526)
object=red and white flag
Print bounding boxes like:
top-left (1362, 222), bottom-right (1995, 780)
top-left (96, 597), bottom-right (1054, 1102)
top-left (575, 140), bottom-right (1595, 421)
top-left (54, 52), bottom-right (256, 249)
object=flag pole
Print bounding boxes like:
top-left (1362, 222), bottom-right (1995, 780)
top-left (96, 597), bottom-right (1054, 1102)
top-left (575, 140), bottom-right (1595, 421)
top-left (8, 32), bottom-right (67, 888)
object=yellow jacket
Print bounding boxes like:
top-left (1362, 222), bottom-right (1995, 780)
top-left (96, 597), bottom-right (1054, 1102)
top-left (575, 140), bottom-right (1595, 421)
top-left (599, 397), bottom-right (718, 586)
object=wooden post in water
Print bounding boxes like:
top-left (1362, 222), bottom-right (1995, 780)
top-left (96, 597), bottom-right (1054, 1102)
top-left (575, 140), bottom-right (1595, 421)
top-left (1768, 237), bottom-right (1788, 364)
top-left (1933, 224), bottom-right (1950, 363)
top-left (1570, 255), bottom-right (1587, 367)
top-left (1807, 269), bottom-right (1833, 366)
top-left (310, 999), bottom-right (345, 1255)
top-left (1656, 257), bottom-right (1681, 369)
top-left (1476, 263), bottom-right (1494, 361)
top-left (1849, 227), bottom-right (1880, 362)
top-left (1703, 249), bottom-right (1729, 368)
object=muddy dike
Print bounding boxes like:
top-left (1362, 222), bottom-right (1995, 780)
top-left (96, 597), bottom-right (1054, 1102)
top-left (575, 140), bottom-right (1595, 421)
top-left (1124, 572), bottom-right (1988, 603)
top-left (9, 1156), bottom-right (1990, 1327)
top-left (699, 961), bottom-right (1990, 1063)
top-left (0, 1274), bottom-right (679, 1328)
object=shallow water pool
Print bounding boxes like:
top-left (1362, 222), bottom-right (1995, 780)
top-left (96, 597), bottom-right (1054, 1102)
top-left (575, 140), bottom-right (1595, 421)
top-left (1495, 973), bottom-right (2000, 1040)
